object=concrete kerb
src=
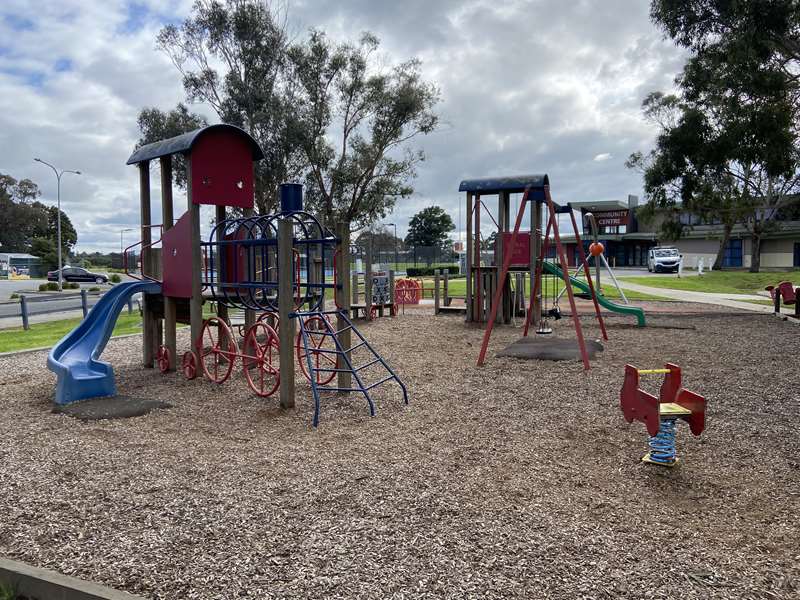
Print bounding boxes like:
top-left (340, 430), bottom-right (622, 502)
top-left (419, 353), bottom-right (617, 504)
top-left (0, 558), bottom-right (146, 600)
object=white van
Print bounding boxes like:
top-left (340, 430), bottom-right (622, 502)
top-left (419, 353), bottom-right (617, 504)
top-left (647, 247), bottom-right (682, 273)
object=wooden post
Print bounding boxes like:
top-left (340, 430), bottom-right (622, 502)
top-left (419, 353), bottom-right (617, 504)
top-left (531, 198), bottom-right (541, 329)
top-left (160, 156), bottom-right (176, 370)
top-left (465, 192), bottom-right (473, 322)
top-left (352, 272), bottom-right (359, 306)
top-left (139, 161), bottom-right (155, 368)
top-left (187, 160), bottom-right (203, 359)
top-left (243, 207), bottom-right (255, 331)
top-left (365, 242), bottom-right (373, 320)
top-left (443, 271), bottom-right (450, 306)
top-left (388, 269), bottom-right (395, 316)
top-left (336, 223), bottom-right (352, 391)
top-left (278, 218), bottom-right (295, 409)
top-left (434, 269), bottom-right (441, 315)
top-left (19, 295), bottom-right (29, 330)
top-left (215, 205), bottom-right (230, 351)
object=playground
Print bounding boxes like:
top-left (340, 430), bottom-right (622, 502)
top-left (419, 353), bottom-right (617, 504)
top-left (0, 128), bottom-right (798, 598)
top-left (0, 305), bottom-right (798, 598)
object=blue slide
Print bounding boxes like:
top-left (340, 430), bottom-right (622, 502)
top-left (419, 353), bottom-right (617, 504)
top-left (48, 280), bottom-right (161, 405)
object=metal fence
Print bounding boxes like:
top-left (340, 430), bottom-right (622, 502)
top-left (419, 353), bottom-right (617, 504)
top-left (0, 289), bottom-right (137, 330)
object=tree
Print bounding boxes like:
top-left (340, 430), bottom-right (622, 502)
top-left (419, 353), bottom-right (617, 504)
top-left (480, 231), bottom-right (498, 252)
top-left (628, 2), bottom-right (800, 271)
top-left (152, 0), bottom-right (302, 214)
top-left (137, 104), bottom-right (208, 188)
top-left (30, 237), bottom-right (58, 271)
top-left (405, 206), bottom-right (454, 251)
top-left (289, 31), bottom-right (439, 230)
top-left (0, 173), bottom-right (76, 258)
top-left (354, 224), bottom-right (405, 264)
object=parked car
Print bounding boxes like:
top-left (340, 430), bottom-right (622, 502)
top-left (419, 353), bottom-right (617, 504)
top-left (47, 266), bottom-right (109, 284)
top-left (647, 247), bottom-right (682, 273)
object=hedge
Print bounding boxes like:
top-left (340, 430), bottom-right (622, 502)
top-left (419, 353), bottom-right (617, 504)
top-left (406, 265), bottom-right (459, 277)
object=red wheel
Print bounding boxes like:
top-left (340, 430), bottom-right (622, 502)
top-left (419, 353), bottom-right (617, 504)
top-left (242, 322), bottom-right (280, 397)
top-left (369, 305), bottom-right (377, 320)
top-left (182, 351), bottom-right (197, 380)
top-left (296, 315), bottom-right (337, 385)
top-left (197, 317), bottom-right (238, 384)
top-left (256, 311), bottom-right (280, 332)
top-left (157, 345), bottom-right (171, 373)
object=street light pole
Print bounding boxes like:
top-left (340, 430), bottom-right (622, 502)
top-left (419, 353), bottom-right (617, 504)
top-left (385, 222), bottom-right (398, 270)
top-left (120, 228), bottom-right (135, 272)
top-left (34, 158), bottom-right (80, 292)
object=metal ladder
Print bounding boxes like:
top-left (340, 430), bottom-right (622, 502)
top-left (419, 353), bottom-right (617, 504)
top-left (296, 309), bottom-right (408, 427)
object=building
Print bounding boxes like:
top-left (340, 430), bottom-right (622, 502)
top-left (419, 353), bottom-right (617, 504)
top-left (563, 196), bottom-right (800, 269)
top-left (0, 253), bottom-right (43, 279)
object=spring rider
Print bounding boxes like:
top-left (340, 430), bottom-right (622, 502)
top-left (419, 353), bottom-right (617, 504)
top-left (620, 363), bottom-right (707, 466)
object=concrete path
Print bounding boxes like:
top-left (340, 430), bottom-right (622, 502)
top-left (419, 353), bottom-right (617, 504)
top-left (615, 280), bottom-right (792, 315)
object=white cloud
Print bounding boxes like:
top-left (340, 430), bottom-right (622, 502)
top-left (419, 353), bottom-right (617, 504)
top-left (1, 0), bottom-right (686, 251)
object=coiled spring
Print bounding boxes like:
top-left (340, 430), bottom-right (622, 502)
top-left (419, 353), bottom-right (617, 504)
top-left (648, 417), bottom-right (677, 465)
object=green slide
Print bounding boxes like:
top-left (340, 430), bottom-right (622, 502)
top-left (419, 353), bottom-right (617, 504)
top-left (542, 261), bottom-right (646, 327)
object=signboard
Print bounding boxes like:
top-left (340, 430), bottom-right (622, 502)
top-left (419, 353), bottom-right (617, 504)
top-left (595, 210), bottom-right (629, 227)
top-left (501, 232), bottom-right (531, 266)
top-left (453, 241), bottom-right (464, 253)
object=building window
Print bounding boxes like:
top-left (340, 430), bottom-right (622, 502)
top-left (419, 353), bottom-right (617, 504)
top-left (723, 239), bottom-right (743, 267)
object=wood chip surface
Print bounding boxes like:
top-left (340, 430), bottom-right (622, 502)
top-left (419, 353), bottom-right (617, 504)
top-left (0, 304), bottom-right (798, 599)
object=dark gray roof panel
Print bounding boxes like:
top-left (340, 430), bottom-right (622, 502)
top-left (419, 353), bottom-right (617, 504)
top-left (126, 124), bottom-right (264, 165)
top-left (458, 174), bottom-right (550, 194)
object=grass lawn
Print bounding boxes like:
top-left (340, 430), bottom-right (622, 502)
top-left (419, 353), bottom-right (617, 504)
top-left (0, 313), bottom-right (145, 353)
top-left (417, 276), bottom-right (670, 302)
top-left (619, 270), bottom-right (800, 295)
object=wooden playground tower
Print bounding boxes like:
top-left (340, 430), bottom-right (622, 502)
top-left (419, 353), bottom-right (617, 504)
top-left (459, 174), bottom-right (607, 368)
top-left (125, 124), bottom-right (406, 423)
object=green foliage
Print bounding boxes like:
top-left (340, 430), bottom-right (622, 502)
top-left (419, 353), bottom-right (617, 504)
top-left (407, 265), bottom-right (458, 276)
top-left (289, 31), bottom-right (439, 229)
top-left (354, 225), bottom-right (406, 254)
top-left (0, 173), bottom-right (76, 255)
top-left (629, 2), bottom-right (800, 271)
top-left (154, 1), bottom-right (298, 214)
top-left (404, 206), bottom-right (454, 250)
top-left (0, 579), bottom-right (16, 600)
top-left (150, 1), bottom-right (439, 226)
top-left (74, 251), bottom-right (114, 269)
top-left (9, 293), bottom-right (18, 300)
top-left (65, 282), bottom-right (80, 290)
top-left (39, 282), bottom-right (59, 291)
top-left (30, 237), bottom-right (59, 271)
top-left (88, 286), bottom-right (101, 292)
top-left (136, 104), bottom-right (208, 188)
top-left (109, 273), bottom-right (121, 284)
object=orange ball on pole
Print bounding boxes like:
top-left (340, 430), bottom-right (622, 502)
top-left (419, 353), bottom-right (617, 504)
top-left (589, 242), bottom-right (604, 257)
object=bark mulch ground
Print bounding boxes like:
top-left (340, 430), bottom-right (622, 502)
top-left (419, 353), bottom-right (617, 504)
top-left (0, 303), bottom-right (798, 599)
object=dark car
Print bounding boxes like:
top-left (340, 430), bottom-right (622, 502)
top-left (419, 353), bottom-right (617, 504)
top-left (47, 266), bottom-right (109, 284)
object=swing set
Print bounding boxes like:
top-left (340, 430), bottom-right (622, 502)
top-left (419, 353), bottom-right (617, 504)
top-left (461, 175), bottom-right (608, 368)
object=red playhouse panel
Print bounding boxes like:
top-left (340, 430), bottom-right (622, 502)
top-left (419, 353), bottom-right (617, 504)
top-left (501, 232), bottom-right (531, 266)
top-left (190, 128), bottom-right (254, 208)
top-left (162, 211), bottom-right (194, 298)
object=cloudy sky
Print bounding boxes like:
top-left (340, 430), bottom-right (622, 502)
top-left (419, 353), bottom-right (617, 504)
top-left (0, 0), bottom-right (686, 252)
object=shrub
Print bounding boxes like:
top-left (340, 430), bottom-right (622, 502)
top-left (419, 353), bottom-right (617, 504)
top-left (39, 282), bottom-right (59, 292)
top-left (66, 282), bottom-right (80, 289)
top-left (406, 265), bottom-right (459, 277)
top-left (109, 273), bottom-right (121, 284)
top-left (89, 286), bottom-right (101, 292)
top-left (9, 293), bottom-right (18, 299)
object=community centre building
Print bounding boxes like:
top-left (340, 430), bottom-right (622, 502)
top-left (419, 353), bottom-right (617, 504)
top-left (562, 195), bottom-right (800, 269)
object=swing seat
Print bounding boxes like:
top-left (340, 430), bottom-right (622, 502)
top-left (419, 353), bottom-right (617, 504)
top-left (778, 281), bottom-right (796, 305)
